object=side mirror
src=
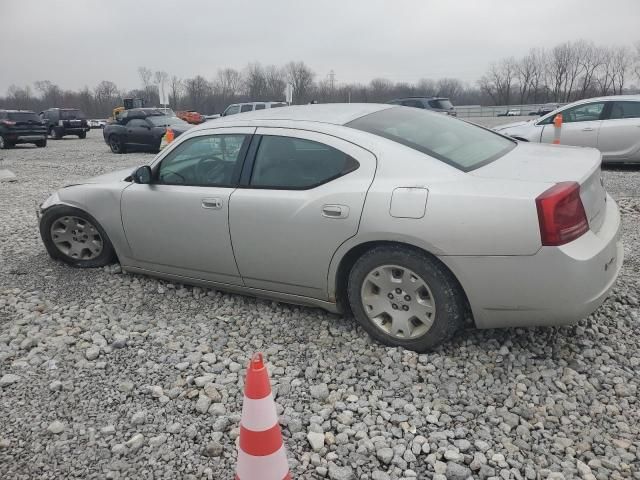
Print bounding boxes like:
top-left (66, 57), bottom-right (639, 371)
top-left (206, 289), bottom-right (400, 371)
top-left (132, 165), bottom-right (152, 184)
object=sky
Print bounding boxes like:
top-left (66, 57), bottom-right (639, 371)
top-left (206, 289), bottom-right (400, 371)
top-left (1, 0), bottom-right (639, 94)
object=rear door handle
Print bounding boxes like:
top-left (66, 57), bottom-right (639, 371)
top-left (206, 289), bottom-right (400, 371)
top-left (322, 204), bottom-right (349, 219)
top-left (202, 197), bottom-right (223, 209)
top-left (581, 127), bottom-right (594, 132)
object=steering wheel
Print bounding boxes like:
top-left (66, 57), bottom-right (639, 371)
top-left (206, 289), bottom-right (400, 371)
top-left (195, 157), bottom-right (226, 185)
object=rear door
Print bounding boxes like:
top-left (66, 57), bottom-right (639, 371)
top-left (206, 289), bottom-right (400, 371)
top-left (228, 128), bottom-right (377, 299)
top-left (539, 101), bottom-right (606, 147)
top-left (596, 100), bottom-right (640, 162)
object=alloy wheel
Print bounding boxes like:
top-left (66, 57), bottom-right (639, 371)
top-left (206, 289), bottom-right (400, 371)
top-left (360, 264), bottom-right (436, 339)
top-left (50, 216), bottom-right (103, 260)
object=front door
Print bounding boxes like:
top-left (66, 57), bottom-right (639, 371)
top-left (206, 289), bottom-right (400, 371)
top-left (121, 128), bottom-right (253, 284)
top-left (125, 118), bottom-right (151, 146)
top-left (539, 101), bottom-right (606, 148)
top-left (229, 128), bottom-right (377, 299)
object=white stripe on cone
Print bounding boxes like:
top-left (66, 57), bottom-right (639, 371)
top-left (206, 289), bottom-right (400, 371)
top-left (241, 393), bottom-right (279, 431)
top-left (236, 444), bottom-right (289, 480)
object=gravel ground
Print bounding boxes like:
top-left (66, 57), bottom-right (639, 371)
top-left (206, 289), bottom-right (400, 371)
top-left (1, 131), bottom-right (639, 480)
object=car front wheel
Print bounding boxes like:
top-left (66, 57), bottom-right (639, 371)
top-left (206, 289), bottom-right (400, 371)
top-left (348, 245), bottom-right (467, 352)
top-left (108, 135), bottom-right (126, 154)
top-left (40, 206), bottom-right (116, 268)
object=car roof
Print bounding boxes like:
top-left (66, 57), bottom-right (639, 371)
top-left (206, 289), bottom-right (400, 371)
top-left (0, 109), bottom-right (36, 113)
top-left (211, 103), bottom-right (392, 127)
top-left (566, 95), bottom-right (640, 105)
top-left (393, 96), bottom-right (449, 100)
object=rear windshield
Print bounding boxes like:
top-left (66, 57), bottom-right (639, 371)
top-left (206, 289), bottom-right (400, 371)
top-left (8, 112), bottom-right (40, 122)
top-left (147, 116), bottom-right (188, 127)
top-left (347, 107), bottom-right (515, 171)
top-left (429, 99), bottom-right (453, 110)
top-left (60, 110), bottom-right (85, 120)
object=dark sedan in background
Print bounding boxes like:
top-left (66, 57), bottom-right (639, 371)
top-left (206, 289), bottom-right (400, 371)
top-left (103, 108), bottom-right (191, 154)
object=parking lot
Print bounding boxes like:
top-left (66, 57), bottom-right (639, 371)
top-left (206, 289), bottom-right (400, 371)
top-left (1, 130), bottom-right (639, 479)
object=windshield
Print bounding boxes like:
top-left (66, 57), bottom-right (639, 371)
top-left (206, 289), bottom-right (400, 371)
top-left (347, 107), bottom-right (515, 171)
top-left (8, 112), bottom-right (40, 122)
top-left (60, 110), bottom-right (85, 120)
top-left (431, 99), bottom-right (453, 110)
top-left (148, 116), bottom-right (188, 127)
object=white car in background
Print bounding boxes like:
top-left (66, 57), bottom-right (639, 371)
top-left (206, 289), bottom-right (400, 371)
top-left (494, 95), bottom-right (640, 164)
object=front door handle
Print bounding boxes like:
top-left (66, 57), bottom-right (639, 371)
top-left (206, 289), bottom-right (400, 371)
top-left (581, 127), bottom-right (594, 132)
top-left (202, 197), bottom-right (223, 209)
top-left (322, 204), bottom-right (349, 219)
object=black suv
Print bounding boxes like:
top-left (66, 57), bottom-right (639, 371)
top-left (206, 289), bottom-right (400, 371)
top-left (388, 97), bottom-right (457, 116)
top-left (40, 108), bottom-right (90, 139)
top-left (0, 110), bottom-right (48, 149)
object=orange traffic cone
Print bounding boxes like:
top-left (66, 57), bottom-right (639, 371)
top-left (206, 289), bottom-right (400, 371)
top-left (165, 128), bottom-right (175, 143)
top-left (236, 353), bottom-right (291, 480)
top-left (552, 113), bottom-right (563, 145)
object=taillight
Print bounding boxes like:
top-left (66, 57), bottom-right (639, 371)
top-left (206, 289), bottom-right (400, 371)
top-left (536, 182), bottom-right (589, 246)
top-left (1, 120), bottom-right (16, 126)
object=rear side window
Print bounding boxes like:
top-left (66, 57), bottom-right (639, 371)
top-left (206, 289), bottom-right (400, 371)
top-left (270, 103), bottom-right (286, 108)
top-left (401, 100), bottom-right (424, 108)
top-left (7, 112), bottom-right (40, 122)
top-left (240, 105), bottom-right (253, 113)
top-left (609, 101), bottom-right (640, 120)
top-left (250, 136), bottom-right (359, 189)
top-left (347, 107), bottom-right (515, 171)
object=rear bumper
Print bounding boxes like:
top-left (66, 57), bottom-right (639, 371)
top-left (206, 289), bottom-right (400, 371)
top-left (440, 195), bottom-right (623, 329)
top-left (4, 133), bottom-right (47, 143)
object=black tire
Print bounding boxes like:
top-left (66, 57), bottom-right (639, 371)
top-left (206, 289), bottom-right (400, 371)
top-left (108, 135), bottom-right (126, 154)
top-left (40, 205), bottom-right (116, 268)
top-left (78, 131), bottom-right (87, 139)
top-left (347, 245), bottom-right (466, 352)
top-left (50, 127), bottom-right (62, 140)
top-left (35, 139), bottom-right (47, 148)
top-left (0, 135), bottom-right (12, 149)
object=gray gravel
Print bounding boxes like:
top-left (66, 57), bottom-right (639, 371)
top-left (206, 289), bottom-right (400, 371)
top-left (1, 131), bottom-right (639, 479)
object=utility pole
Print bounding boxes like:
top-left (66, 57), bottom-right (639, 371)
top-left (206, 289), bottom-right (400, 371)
top-left (328, 70), bottom-right (335, 90)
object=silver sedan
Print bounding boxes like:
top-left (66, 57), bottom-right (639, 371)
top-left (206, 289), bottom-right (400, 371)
top-left (494, 95), bottom-right (640, 164)
top-left (38, 104), bottom-right (623, 351)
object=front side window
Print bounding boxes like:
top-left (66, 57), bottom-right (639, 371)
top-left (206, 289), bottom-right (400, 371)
top-left (551, 102), bottom-right (606, 124)
top-left (147, 115), bottom-right (188, 127)
top-left (429, 99), bottom-right (453, 110)
top-left (240, 104), bottom-right (253, 113)
top-left (347, 107), bottom-right (515, 171)
top-left (224, 105), bottom-right (240, 116)
top-left (254, 104), bottom-right (266, 110)
top-left (250, 136), bottom-right (359, 189)
top-left (157, 134), bottom-right (248, 186)
top-left (609, 101), bottom-right (640, 120)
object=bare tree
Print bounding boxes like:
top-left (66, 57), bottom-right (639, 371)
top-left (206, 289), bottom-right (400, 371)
top-left (436, 78), bottom-right (463, 100)
top-left (264, 65), bottom-right (286, 100)
top-left (244, 63), bottom-right (267, 100)
top-left (168, 76), bottom-right (183, 109)
top-left (368, 78), bottom-right (393, 102)
top-left (34, 80), bottom-right (63, 106)
top-left (285, 61), bottom-right (315, 104)
top-left (479, 58), bottom-right (516, 105)
top-left (184, 75), bottom-right (211, 111)
top-left (611, 46), bottom-right (632, 94)
top-left (416, 79), bottom-right (437, 97)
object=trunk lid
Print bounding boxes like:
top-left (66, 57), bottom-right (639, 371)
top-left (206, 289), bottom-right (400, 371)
top-left (472, 142), bottom-right (607, 233)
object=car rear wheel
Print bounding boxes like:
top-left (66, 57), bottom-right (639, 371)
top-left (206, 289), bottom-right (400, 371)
top-left (50, 128), bottom-right (61, 140)
top-left (40, 206), bottom-right (115, 268)
top-left (347, 245), bottom-right (466, 352)
top-left (78, 131), bottom-right (87, 139)
top-left (35, 139), bottom-right (47, 148)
